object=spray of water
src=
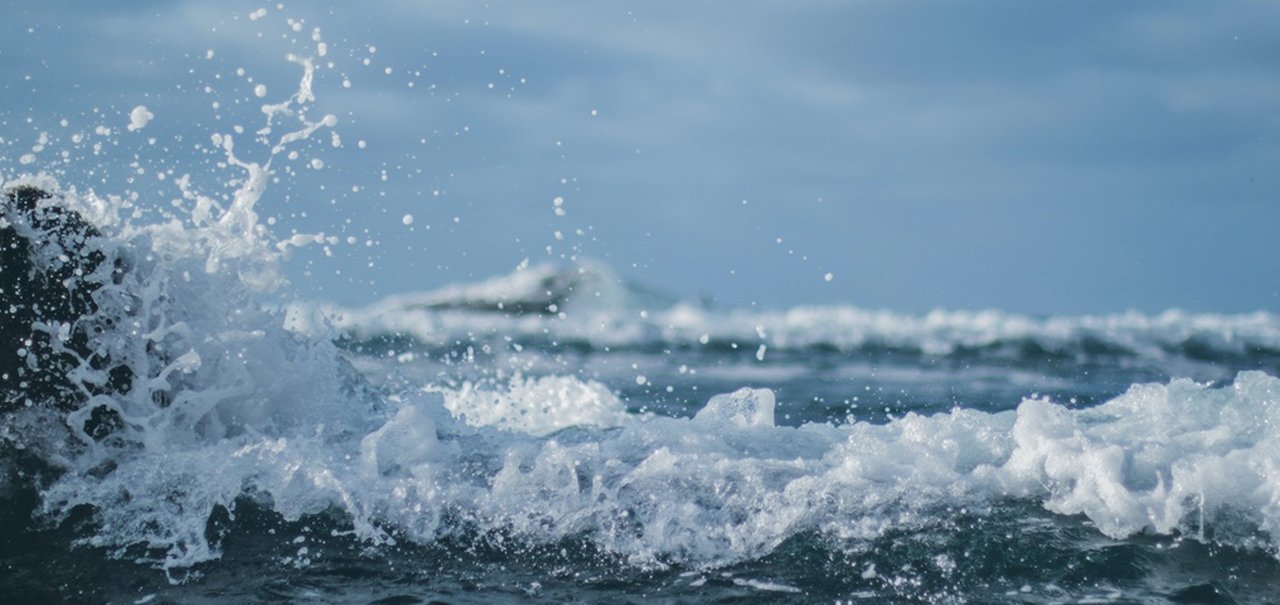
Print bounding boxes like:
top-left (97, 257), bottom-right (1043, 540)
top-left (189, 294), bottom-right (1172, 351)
top-left (2, 10), bottom-right (1280, 592)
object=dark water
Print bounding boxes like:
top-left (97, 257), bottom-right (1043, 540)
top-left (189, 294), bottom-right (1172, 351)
top-left (5, 483), bottom-right (1279, 603)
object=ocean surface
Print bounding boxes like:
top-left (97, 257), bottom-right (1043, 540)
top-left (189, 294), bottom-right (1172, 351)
top-left (3, 20), bottom-right (1280, 605)
top-left (4, 242), bottom-right (1280, 604)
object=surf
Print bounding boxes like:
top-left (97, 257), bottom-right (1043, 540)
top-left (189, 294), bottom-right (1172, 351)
top-left (2, 7), bottom-right (1279, 604)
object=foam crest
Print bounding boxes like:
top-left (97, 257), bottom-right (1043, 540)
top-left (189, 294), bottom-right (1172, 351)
top-left (312, 262), bottom-right (1280, 369)
top-left (471, 372), bottom-right (1280, 566)
top-left (9, 181), bottom-right (1280, 575)
top-left (694, 387), bottom-right (776, 428)
top-left (438, 375), bottom-right (631, 436)
top-left (998, 371), bottom-right (1280, 547)
top-left (35, 370), bottom-right (1280, 574)
top-left (4, 14), bottom-right (1278, 588)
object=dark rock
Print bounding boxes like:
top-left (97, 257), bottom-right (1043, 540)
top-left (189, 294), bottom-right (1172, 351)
top-left (0, 185), bottom-right (129, 431)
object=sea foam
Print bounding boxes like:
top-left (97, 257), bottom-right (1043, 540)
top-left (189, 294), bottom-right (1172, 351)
top-left (298, 261), bottom-right (1280, 370)
top-left (33, 366), bottom-right (1280, 573)
top-left (8, 182), bottom-right (1278, 575)
top-left (3, 15), bottom-right (1278, 588)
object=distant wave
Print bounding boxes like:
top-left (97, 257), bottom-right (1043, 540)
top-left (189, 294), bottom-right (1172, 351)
top-left (291, 261), bottom-right (1280, 368)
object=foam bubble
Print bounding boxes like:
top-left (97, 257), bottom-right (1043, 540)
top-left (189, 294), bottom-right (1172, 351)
top-left (127, 106), bottom-right (154, 131)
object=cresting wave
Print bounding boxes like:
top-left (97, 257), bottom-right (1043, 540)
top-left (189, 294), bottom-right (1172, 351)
top-left (25, 340), bottom-right (1280, 577)
top-left (293, 261), bottom-right (1280, 368)
top-left (5, 174), bottom-right (1280, 580)
top-left (2, 13), bottom-right (1279, 600)
top-left (3, 176), bottom-right (1280, 582)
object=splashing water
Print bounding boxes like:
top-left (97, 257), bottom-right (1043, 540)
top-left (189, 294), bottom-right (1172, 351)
top-left (1, 8), bottom-right (1279, 605)
top-left (1, 27), bottom-right (362, 572)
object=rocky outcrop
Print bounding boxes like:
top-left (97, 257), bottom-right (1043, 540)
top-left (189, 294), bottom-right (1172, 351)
top-left (0, 186), bottom-right (129, 433)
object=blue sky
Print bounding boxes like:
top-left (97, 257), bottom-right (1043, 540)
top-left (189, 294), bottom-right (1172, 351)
top-left (2, 1), bottom-right (1277, 314)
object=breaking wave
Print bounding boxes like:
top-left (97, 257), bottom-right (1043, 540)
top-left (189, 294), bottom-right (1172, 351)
top-left (1, 12), bottom-right (1278, 604)
top-left (5, 175), bottom-right (1279, 582)
top-left (295, 261), bottom-right (1280, 371)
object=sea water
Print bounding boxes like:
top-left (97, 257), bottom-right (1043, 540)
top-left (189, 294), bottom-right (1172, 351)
top-left (2, 11), bottom-right (1280, 605)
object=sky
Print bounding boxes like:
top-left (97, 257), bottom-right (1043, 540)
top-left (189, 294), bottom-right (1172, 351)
top-left (1, 1), bottom-right (1277, 315)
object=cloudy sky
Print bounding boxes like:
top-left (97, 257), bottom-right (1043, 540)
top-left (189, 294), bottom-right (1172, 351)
top-left (2, 1), bottom-right (1277, 314)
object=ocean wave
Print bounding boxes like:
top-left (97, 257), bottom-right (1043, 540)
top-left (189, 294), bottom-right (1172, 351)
top-left (1, 35), bottom-right (1276, 598)
top-left (291, 261), bottom-right (1280, 369)
top-left (4, 178), bottom-right (1277, 585)
top-left (28, 369), bottom-right (1280, 575)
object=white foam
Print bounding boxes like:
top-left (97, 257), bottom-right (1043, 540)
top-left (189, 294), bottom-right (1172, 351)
top-left (6, 13), bottom-right (1280, 583)
top-left (998, 371), bottom-right (1280, 542)
top-left (733, 577), bottom-right (802, 593)
top-left (32, 369), bottom-right (1280, 574)
top-left (694, 387), bottom-right (776, 428)
top-left (127, 106), bottom-right (154, 132)
top-left (0, 33), bottom-right (352, 574)
top-left (437, 375), bottom-right (631, 437)
top-left (359, 259), bottom-right (634, 315)
top-left (307, 263), bottom-right (1280, 368)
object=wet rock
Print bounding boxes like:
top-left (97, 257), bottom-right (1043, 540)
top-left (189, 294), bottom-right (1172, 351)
top-left (0, 185), bottom-right (128, 432)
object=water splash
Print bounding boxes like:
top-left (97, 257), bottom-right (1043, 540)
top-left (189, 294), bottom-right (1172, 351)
top-left (2, 10), bottom-right (1279, 604)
